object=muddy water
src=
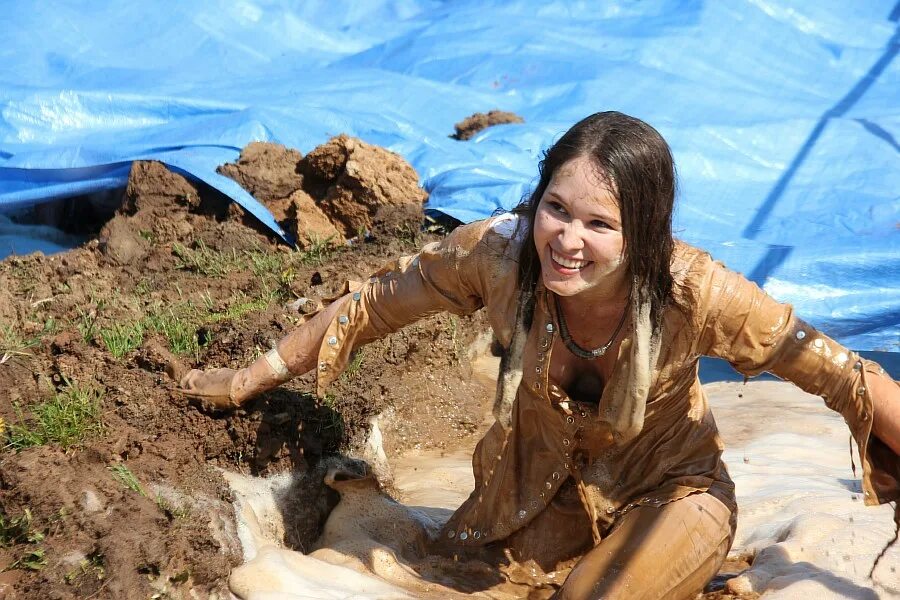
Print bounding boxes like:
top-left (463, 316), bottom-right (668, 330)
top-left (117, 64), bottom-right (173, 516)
top-left (223, 357), bottom-right (899, 599)
top-left (391, 352), bottom-right (498, 516)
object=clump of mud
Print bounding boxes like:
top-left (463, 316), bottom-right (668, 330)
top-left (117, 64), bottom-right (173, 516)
top-left (451, 110), bottom-right (524, 140)
top-left (0, 137), bottom-right (486, 600)
top-left (218, 136), bottom-right (427, 246)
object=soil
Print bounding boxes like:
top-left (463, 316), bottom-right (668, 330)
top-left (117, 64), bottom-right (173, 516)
top-left (451, 110), bottom-right (524, 140)
top-left (0, 142), bottom-right (484, 599)
top-left (218, 136), bottom-right (427, 246)
top-left (0, 137), bottom-right (754, 599)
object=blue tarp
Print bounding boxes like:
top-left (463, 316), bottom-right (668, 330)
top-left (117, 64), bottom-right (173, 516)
top-left (1, 1), bottom-right (898, 351)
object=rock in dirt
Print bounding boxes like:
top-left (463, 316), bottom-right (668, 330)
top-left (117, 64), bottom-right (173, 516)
top-left (299, 135), bottom-right (427, 238)
top-left (451, 110), bottom-right (524, 140)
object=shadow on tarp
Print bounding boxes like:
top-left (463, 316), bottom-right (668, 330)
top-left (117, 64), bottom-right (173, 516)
top-left (700, 351), bottom-right (899, 384)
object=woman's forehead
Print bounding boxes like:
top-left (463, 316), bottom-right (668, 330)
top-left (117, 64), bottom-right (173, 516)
top-left (548, 157), bottom-right (619, 212)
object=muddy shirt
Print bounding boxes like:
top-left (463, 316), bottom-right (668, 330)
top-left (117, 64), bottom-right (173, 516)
top-left (311, 215), bottom-right (898, 547)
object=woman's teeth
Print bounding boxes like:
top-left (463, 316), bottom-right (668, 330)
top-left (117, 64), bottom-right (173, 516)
top-left (551, 249), bottom-right (590, 270)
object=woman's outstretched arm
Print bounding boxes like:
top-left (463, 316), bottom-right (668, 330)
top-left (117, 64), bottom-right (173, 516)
top-left (176, 218), bottom-right (504, 410)
top-left (692, 252), bottom-right (899, 506)
top-left (177, 297), bottom-right (347, 409)
top-left (871, 373), bottom-right (900, 455)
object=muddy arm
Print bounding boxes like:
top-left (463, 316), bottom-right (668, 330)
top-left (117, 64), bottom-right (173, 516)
top-left (694, 259), bottom-right (899, 505)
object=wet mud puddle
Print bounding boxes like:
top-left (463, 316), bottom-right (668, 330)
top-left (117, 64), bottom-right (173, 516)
top-left (221, 358), bottom-right (900, 599)
top-left (222, 351), bottom-right (531, 599)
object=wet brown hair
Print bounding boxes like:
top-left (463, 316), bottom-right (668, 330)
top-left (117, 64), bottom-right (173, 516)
top-left (513, 111), bottom-right (676, 328)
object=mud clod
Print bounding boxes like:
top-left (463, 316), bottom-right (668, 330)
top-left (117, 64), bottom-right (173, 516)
top-left (451, 110), bottom-right (524, 140)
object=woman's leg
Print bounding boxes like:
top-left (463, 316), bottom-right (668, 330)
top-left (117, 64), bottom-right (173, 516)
top-left (554, 492), bottom-right (734, 600)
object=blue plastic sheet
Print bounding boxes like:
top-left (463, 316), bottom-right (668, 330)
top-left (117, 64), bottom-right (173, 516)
top-left (1, 1), bottom-right (898, 351)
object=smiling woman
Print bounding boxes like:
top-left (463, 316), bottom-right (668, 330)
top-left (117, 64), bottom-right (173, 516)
top-left (177, 111), bottom-right (900, 600)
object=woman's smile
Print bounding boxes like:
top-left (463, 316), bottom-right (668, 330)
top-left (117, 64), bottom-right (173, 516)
top-left (549, 248), bottom-right (592, 273)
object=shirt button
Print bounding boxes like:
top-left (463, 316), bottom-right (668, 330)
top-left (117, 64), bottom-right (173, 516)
top-left (546, 323), bottom-right (554, 333)
top-left (459, 531), bottom-right (468, 541)
top-left (338, 315), bottom-right (349, 325)
top-left (795, 330), bottom-right (806, 340)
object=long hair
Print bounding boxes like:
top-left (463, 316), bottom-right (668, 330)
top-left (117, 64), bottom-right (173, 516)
top-left (512, 111), bottom-right (676, 328)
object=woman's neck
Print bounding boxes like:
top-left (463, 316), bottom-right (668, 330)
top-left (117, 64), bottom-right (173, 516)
top-left (557, 277), bottom-right (631, 322)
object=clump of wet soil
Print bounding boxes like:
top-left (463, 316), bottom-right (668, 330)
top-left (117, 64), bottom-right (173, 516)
top-left (451, 110), bottom-right (524, 140)
top-left (218, 136), bottom-right (427, 247)
top-left (0, 141), bottom-right (485, 599)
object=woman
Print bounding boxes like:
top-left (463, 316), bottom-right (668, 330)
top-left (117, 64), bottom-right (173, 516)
top-left (179, 112), bottom-right (900, 599)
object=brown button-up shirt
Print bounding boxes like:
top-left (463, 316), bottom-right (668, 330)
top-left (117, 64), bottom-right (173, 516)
top-left (312, 215), bottom-right (898, 547)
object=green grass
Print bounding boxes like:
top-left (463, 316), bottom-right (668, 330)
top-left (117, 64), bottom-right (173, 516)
top-left (342, 349), bottom-right (365, 378)
top-left (99, 322), bottom-right (145, 358)
top-left (172, 240), bottom-right (241, 278)
top-left (65, 551), bottom-right (105, 584)
top-left (294, 235), bottom-right (336, 266)
top-left (144, 308), bottom-right (202, 357)
top-left (0, 509), bottom-right (43, 547)
top-left (5, 380), bottom-right (105, 451)
top-left (0, 324), bottom-right (41, 365)
top-left (108, 464), bottom-right (146, 496)
top-left (1, 509), bottom-right (47, 572)
top-left (74, 302), bottom-right (104, 344)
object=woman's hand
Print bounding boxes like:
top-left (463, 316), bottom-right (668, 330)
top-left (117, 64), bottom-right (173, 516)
top-left (177, 368), bottom-right (241, 410)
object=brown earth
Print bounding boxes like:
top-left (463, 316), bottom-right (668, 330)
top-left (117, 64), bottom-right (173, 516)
top-left (451, 110), bottom-right (524, 140)
top-left (0, 142), bottom-right (484, 599)
top-left (0, 137), bottom-right (752, 600)
top-left (218, 136), bottom-right (427, 246)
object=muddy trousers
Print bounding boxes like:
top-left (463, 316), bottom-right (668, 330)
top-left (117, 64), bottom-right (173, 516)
top-left (549, 492), bottom-right (734, 600)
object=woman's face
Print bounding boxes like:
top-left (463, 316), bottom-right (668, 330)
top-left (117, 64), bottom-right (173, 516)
top-left (533, 155), bottom-right (628, 299)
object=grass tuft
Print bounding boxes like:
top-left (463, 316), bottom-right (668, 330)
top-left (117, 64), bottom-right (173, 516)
top-left (100, 321), bottom-right (145, 358)
top-left (108, 464), bottom-right (146, 496)
top-left (144, 308), bottom-right (201, 358)
top-left (0, 324), bottom-right (41, 365)
top-left (1, 509), bottom-right (47, 572)
top-left (5, 380), bottom-right (105, 450)
top-left (172, 240), bottom-right (240, 278)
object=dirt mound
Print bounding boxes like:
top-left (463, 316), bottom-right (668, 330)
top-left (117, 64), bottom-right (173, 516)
top-left (218, 137), bottom-right (427, 247)
top-left (0, 143), bottom-right (486, 599)
top-left (451, 110), bottom-right (524, 140)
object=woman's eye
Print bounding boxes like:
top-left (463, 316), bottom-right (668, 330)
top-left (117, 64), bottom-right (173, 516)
top-left (591, 220), bottom-right (610, 229)
top-left (549, 201), bottom-right (567, 215)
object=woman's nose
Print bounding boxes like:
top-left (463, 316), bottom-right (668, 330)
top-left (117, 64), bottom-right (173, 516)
top-left (558, 221), bottom-right (585, 251)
